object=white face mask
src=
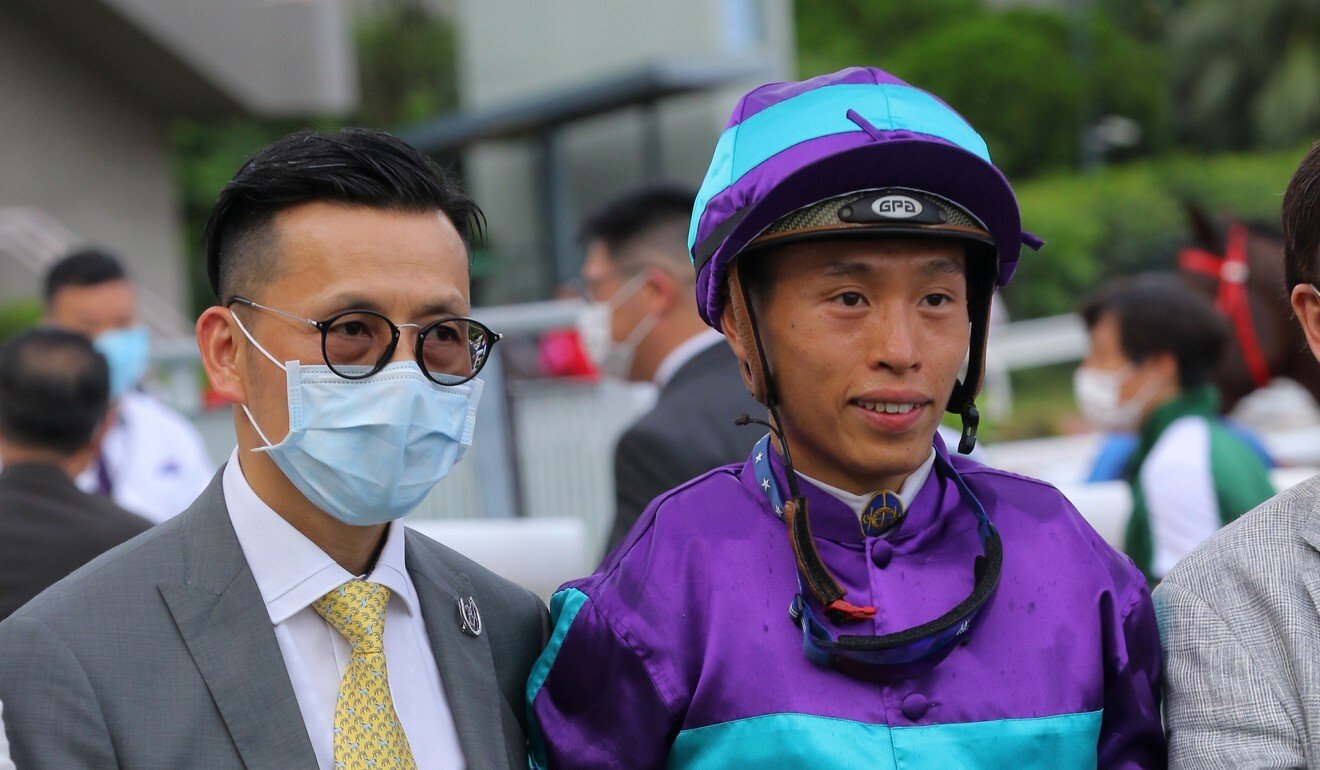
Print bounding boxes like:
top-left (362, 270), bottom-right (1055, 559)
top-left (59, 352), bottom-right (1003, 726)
top-left (577, 271), bottom-right (660, 380)
top-left (1073, 365), bottom-right (1161, 432)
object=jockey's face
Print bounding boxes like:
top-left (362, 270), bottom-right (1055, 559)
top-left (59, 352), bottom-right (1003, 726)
top-left (726, 238), bottom-right (970, 494)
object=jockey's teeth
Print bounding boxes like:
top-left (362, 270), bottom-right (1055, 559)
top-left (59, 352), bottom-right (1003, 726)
top-left (857, 401), bottom-right (916, 414)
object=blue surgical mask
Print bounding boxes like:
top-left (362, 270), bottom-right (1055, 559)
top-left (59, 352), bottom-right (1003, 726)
top-left (233, 313), bottom-right (483, 526)
top-left (93, 326), bottom-right (151, 399)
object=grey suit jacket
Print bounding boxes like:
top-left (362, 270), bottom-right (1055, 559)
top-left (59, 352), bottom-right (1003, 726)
top-left (0, 470), bottom-right (549, 769)
top-left (1155, 475), bottom-right (1320, 768)
top-left (605, 340), bottom-right (763, 553)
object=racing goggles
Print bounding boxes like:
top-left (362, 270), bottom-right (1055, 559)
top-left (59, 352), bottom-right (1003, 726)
top-left (752, 433), bottom-right (1003, 681)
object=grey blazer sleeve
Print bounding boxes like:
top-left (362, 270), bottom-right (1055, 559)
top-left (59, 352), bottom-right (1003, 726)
top-left (1155, 579), bottom-right (1305, 769)
top-left (0, 615), bottom-right (117, 769)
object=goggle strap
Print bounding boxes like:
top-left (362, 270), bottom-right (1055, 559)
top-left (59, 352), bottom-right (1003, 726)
top-left (784, 496), bottom-right (876, 621)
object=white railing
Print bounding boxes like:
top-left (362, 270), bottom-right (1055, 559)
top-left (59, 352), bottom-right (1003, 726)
top-left (0, 207), bottom-right (192, 341)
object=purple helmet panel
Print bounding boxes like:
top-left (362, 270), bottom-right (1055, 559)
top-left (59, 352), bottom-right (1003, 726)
top-left (730, 67), bottom-right (914, 127)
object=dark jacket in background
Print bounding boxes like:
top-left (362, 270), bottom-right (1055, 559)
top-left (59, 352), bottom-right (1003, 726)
top-left (0, 462), bottom-right (151, 620)
top-left (606, 341), bottom-right (763, 554)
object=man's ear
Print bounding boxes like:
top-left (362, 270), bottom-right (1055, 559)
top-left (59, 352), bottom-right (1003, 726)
top-left (1291, 284), bottom-right (1320, 362)
top-left (197, 306), bottom-right (248, 405)
top-left (647, 268), bottom-right (681, 315)
top-left (720, 287), bottom-right (751, 368)
top-left (1148, 350), bottom-right (1180, 388)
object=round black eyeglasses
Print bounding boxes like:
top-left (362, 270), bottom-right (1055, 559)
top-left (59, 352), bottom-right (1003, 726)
top-left (228, 296), bottom-right (502, 386)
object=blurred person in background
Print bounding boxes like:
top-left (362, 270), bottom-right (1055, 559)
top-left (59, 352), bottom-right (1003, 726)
top-left (0, 328), bottom-right (150, 622)
top-left (1077, 274), bottom-right (1274, 583)
top-left (578, 184), bottom-right (762, 554)
top-left (43, 248), bottom-right (214, 523)
top-left (529, 68), bottom-right (1163, 768)
top-left (1157, 139), bottom-right (1320, 767)
top-left (0, 129), bottom-right (546, 769)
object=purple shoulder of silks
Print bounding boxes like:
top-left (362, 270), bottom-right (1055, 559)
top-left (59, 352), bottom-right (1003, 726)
top-left (525, 437), bottom-right (1165, 770)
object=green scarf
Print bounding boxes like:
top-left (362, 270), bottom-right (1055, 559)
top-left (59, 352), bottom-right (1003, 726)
top-left (1124, 385), bottom-right (1274, 583)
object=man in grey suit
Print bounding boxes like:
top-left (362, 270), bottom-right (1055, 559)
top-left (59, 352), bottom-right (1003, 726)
top-left (1156, 139), bottom-right (1320, 767)
top-left (579, 186), bottom-right (763, 554)
top-left (0, 129), bottom-right (548, 769)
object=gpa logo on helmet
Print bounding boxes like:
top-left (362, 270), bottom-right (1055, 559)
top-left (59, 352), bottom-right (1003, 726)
top-left (871, 195), bottom-right (924, 219)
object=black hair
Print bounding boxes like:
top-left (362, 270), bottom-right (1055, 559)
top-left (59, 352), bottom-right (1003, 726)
top-left (1283, 138), bottom-right (1320, 290)
top-left (1079, 273), bottom-right (1228, 390)
top-left (43, 248), bottom-right (128, 304)
top-left (579, 184), bottom-right (696, 260)
top-left (203, 128), bottom-right (485, 303)
top-left (0, 328), bottom-right (110, 454)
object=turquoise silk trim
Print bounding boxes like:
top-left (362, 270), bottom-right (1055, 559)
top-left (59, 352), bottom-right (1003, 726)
top-left (668, 709), bottom-right (1104, 769)
top-left (525, 588), bottom-right (590, 770)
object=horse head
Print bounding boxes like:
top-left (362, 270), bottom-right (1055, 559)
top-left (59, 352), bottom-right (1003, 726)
top-left (1179, 203), bottom-right (1307, 412)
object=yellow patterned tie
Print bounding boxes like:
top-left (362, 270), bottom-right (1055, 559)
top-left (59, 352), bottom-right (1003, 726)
top-left (312, 580), bottom-right (417, 770)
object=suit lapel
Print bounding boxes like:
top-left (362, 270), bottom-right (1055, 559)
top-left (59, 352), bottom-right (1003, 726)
top-left (407, 534), bottom-right (509, 770)
top-left (159, 477), bottom-right (316, 770)
top-left (1298, 496), bottom-right (1320, 624)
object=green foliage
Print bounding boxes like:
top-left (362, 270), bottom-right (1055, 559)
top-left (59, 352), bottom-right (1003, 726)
top-left (794, 0), bottom-right (980, 79)
top-left (354, 2), bottom-right (461, 127)
top-left (1005, 145), bottom-right (1309, 319)
top-left (171, 0), bottom-right (460, 315)
top-left (1168, 0), bottom-right (1320, 150)
top-left (794, 2), bottom-right (1168, 177)
top-left (0, 299), bottom-right (42, 345)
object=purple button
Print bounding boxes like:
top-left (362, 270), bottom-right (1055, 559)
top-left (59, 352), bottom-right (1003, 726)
top-left (870, 539), bottom-right (893, 569)
top-left (901, 693), bottom-right (930, 721)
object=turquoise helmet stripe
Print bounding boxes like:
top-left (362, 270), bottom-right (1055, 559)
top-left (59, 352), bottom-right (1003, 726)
top-left (687, 83), bottom-right (992, 258)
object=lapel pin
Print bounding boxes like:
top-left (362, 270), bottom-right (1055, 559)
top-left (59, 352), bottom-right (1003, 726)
top-left (457, 595), bottom-right (483, 637)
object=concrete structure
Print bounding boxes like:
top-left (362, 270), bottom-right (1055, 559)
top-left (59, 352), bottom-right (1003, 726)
top-left (0, 0), bottom-right (357, 334)
top-left (447, 0), bottom-right (794, 303)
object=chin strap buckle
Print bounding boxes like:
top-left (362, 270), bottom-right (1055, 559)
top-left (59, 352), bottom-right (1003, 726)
top-left (958, 402), bottom-right (980, 455)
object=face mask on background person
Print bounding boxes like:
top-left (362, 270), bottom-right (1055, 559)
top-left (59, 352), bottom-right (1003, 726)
top-left (578, 270), bottom-right (661, 379)
top-left (232, 313), bottom-right (482, 526)
top-left (93, 325), bottom-right (151, 399)
top-left (1073, 364), bottom-right (1162, 433)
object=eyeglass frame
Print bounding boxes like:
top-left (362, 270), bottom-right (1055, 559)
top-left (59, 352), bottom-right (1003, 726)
top-left (226, 296), bottom-right (502, 386)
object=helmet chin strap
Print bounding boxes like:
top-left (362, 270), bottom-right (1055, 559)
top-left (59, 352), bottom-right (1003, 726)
top-left (729, 260), bottom-right (875, 622)
top-left (949, 264), bottom-right (995, 455)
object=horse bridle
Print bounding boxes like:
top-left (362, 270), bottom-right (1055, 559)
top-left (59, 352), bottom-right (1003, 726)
top-left (1178, 222), bottom-right (1272, 388)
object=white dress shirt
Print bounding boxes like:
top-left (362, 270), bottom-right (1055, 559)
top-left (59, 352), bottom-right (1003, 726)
top-left (652, 328), bottom-right (727, 387)
top-left (799, 448), bottom-right (937, 522)
top-left (223, 451), bottom-right (464, 769)
top-left (0, 698), bottom-right (15, 770)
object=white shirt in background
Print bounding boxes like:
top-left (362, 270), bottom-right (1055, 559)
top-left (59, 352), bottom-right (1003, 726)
top-left (222, 451), bottom-right (465, 770)
top-left (0, 698), bottom-right (15, 770)
top-left (653, 328), bottom-right (727, 387)
top-left (77, 390), bottom-right (215, 523)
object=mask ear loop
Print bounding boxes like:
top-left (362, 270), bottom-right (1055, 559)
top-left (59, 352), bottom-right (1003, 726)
top-left (230, 309), bottom-right (289, 372)
top-left (229, 308), bottom-right (286, 450)
top-left (729, 258), bottom-right (876, 623)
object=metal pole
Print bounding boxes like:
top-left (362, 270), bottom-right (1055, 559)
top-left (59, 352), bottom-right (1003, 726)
top-left (538, 129), bottom-right (578, 292)
top-left (641, 98), bottom-right (664, 179)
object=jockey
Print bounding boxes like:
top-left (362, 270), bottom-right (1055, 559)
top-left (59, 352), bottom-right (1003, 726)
top-left (526, 67), bottom-right (1165, 769)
